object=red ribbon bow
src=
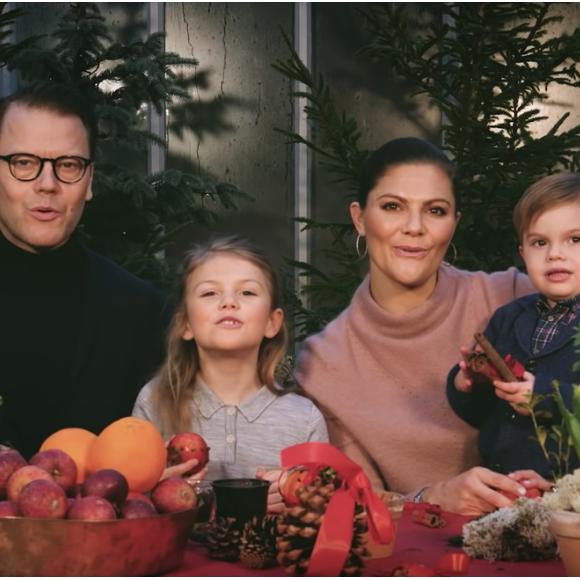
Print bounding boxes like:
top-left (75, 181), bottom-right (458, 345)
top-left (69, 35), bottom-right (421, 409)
top-left (280, 442), bottom-right (394, 577)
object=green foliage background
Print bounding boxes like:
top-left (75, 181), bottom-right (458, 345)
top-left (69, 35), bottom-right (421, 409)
top-left (277, 3), bottom-right (580, 340)
top-left (3, 2), bottom-right (251, 292)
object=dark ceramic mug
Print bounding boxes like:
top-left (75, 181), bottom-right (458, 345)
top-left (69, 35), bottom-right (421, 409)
top-left (211, 478), bottom-right (270, 529)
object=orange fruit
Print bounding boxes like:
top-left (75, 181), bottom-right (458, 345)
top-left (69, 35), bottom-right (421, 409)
top-left (282, 467), bottom-right (309, 500)
top-left (88, 417), bottom-right (167, 493)
top-left (40, 428), bottom-right (97, 484)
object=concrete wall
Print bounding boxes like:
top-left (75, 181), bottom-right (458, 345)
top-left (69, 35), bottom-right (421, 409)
top-left (165, 2), bottom-right (294, 270)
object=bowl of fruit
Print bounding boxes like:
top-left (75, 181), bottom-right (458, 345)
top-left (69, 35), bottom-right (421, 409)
top-left (0, 418), bottom-right (207, 576)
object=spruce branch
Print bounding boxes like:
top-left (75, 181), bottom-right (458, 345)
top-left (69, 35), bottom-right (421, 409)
top-left (5, 2), bottom-right (252, 291)
top-left (277, 3), bottom-right (580, 337)
top-left (273, 27), bottom-right (368, 194)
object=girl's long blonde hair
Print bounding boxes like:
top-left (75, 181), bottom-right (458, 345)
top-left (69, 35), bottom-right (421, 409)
top-left (152, 236), bottom-right (288, 435)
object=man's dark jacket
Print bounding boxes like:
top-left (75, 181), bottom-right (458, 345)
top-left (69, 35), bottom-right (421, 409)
top-left (0, 236), bottom-right (171, 458)
top-left (68, 249), bottom-right (171, 435)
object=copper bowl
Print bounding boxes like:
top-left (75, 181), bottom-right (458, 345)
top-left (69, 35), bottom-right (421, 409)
top-left (0, 507), bottom-right (198, 576)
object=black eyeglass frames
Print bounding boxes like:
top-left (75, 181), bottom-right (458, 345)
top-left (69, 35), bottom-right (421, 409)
top-left (0, 153), bottom-right (93, 184)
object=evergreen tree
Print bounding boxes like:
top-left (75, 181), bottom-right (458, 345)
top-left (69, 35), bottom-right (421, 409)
top-left (0, 3), bottom-right (38, 66)
top-left (276, 3), bottom-right (580, 339)
top-left (6, 3), bottom-right (252, 291)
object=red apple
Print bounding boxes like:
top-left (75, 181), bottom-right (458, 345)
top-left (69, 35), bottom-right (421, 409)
top-left (524, 488), bottom-right (542, 500)
top-left (66, 497), bottom-right (75, 513)
top-left (150, 477), bottom-right (197, 513)
top-left (67, 496), bottom-right (117, 521)
top-left (126, 491), bottom-right (155, 508)
top-left (0, 500), bottom-right (19, 517)
top-left (167, 432), bottom-right (210, 476)
top-left (29, 449), bottom-right (78, 495)
top-left (6, 465), bottom-right (53, 503)
top-left (71, 483), bottom-right (83, 499)
top-left (120, 498), bottom-right (157, 519)
top-left (81, 469), bottom-right (129, 505)
top-left (498, 488), bottom-right (542, 501)
top-left (18, 479), bottom-right (68, 519)
top-left (0, 450), bottom-right (27, 500)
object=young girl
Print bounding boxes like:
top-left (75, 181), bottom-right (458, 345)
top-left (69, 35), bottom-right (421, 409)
top-left (132, 236), bottom-right (329, 491)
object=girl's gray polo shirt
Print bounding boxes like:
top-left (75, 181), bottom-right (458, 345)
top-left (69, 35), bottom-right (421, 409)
top-left (132, 379), bottom-right (329, 480)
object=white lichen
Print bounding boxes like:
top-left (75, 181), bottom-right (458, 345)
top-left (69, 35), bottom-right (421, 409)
top-left (541, 469), bottom-right (580, 513)
top-left (462, 498), bottom-right (557, 562)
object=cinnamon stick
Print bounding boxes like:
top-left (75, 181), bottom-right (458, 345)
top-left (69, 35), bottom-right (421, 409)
top-left (466, 351), bottom-right (490, 374)
top-left (474, 333), bottom-right (518, 382)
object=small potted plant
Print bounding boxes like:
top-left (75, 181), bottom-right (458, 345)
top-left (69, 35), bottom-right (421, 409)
top-left (541, 382), bottom-right (580, 576)
top-left (458, 335), bottom-right (580, 570)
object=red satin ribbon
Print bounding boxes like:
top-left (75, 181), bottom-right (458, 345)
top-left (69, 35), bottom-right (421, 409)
top-left (393, 553), bottom-right (470, 576)
top-left (435, 554), bottom-right (470, 575)
top-left (486, 354), bottom-right (525, 381)
top-left (280, 442), bottom-right (394, 577)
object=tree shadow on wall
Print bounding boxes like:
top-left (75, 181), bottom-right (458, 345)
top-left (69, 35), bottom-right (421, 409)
top-left (314, 2), bottom-right (442, 144)
top-left (167, 69), bottom-right (253, 145)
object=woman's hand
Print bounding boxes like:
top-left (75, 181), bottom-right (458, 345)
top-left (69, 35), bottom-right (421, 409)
top-left (422, 467), bottom-right (545, 516)
top-left (507, 469), bottom-right (552, 493)
top-left (256, 469), bottom-right (285, 513)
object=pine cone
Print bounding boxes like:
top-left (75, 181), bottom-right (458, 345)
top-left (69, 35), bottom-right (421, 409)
top-left (239, 515), bottom-right (279, 569)
top-left (343, 514), bottom-right (371, 576)
top-left (295, 478), bottom-right (335, 512)
top-left (206, 516), bottom-right (241, 562)
top-left (276, 477), bottom-right (370, 576)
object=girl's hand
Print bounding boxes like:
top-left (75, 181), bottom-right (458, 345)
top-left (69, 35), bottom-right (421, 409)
top-left (160, 459), bottom-right (209, 484)
top-left (256, 469), bottom-right (285, 513)
top-left (423, 467), bottom-right (532, 516)
top-left (493, 371), bottom-right (535, 415)
top-left (160, 437), bottom-right (209, 483)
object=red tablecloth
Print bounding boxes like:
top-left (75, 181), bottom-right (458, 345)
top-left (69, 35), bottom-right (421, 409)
top-left (164, 508), bottom-right (565, 577)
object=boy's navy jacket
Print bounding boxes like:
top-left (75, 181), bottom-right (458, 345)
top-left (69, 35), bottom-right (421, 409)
top-left (447, 293), bottom-right (580, 477)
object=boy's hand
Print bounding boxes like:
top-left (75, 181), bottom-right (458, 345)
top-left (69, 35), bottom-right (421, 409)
top-left (493, 371), bottom-right (535, 415)
top-left (455, 346), bottom-right (477, 392)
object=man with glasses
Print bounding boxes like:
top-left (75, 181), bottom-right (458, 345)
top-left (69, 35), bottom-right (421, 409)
top-left (0, 82), bottom-right (170, 459)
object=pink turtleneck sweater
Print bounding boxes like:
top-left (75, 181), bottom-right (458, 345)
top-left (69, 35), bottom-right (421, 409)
top-left (294, 266), bottom-right (535, 495)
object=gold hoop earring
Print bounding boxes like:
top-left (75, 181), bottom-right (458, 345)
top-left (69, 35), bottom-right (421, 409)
top-left (355, 235), bottom-right (368, 259)
top-left (443, 242), bottom-right (457, 267)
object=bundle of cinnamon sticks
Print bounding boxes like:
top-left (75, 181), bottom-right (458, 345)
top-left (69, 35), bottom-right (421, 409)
top-left (465, 333), bottom-right (520, 383)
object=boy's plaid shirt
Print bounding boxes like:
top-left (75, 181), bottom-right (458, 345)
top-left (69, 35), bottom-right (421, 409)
top-left (531, 295), bottom-right (580, 354)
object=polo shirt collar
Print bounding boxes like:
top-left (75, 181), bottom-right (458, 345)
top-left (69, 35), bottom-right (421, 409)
top-left (193, 379), bottom-right (279, 422)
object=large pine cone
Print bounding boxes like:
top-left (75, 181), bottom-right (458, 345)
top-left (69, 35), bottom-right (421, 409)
top-left (276, 477), bottom-right (370, 576)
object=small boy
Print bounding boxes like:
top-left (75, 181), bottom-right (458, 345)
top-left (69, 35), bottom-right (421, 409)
top-left (447, 172), bottom-right (580, 479)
